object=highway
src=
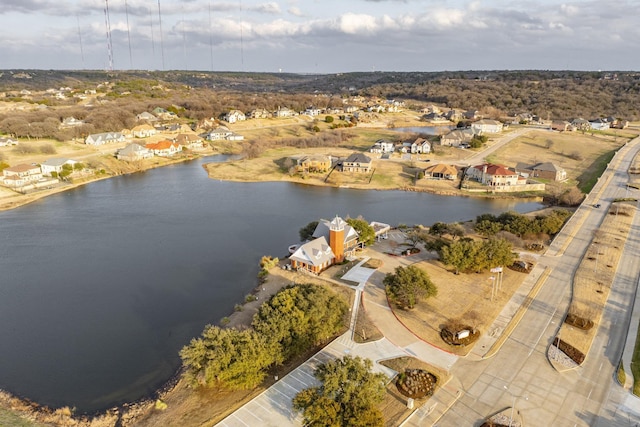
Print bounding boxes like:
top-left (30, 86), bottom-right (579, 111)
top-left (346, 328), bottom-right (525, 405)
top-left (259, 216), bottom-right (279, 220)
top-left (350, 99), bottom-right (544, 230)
top-left (429, 136), bottom-right (640, 426)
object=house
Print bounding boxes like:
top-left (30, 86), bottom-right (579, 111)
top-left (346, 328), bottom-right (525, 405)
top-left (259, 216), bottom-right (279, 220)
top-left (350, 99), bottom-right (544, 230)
top-left (60, 117), bottom-right (84, 128)
top-left (145, 140), bottom-right (182, 157)
top-left (515, 162), bottom-right (567, 181)
top-left (0, 137), bottom-right (19, 147)
top-left (116, 143), bottom-right (154, 161)
top-left (423, 163), bottom-right (458, 180)
top-left (440, 129), bottom-right (475, 147)
top-left (342, 153), bottom-right (372, 173)
top-left (464, 110), bottom-right (481, 120)
top-left (40, 158), bottom-right (78, 176)
top-left (615, 120), bottom-right (630, 129)
top-left (421, 113), bottom-right (449, 124)
top-left (225, 132), bottom-right (244, 141)
top-left (248, 109), bottom-right (271, 119)
top-left (275, 107), bottom-right (296, 118)
top-left (395, 142), bottom-right (413, 154)
top-left (367, 104), bottom-right (386, 113)
top-left (132, 124), bottom-right (157, 138)
top-left (410, 138), bottom-right (431, 154)
top-left (466, 163), bottom-right (522, 186)
top-left (444, 109), bottom-right (464, 122)
top-left (551, 121), bottom-right (574, 132)
top-left (296, 155), bottom-right (332, 173)
top-left (203, 126), bottom-right (233, 141)
top-left (370, 139), bottom-right (395, 154)
top-left (571, 118), bottom-right (591, 131)
top-left (312, 216), bottom-right (360, 257)
top-left (136, 111), bottom-right (157, 122)
top-left (173, 133), bottom-right (204, 149)
top-left (289, 216), bottom-right (359, 274)
top-left (471, 119), bottom-right (503, 134)
top-left (589, 118), bottom-right (610, 131)
top-left (152, 107), bottom-right (177, 120)
top-left (3, 163), bottom-right (43, 186)
top-left (224, 110), bottom-right (246, 123)
top-left (302, 106), bottom-right (322, 117)
top-left (289, 236), bottom-right (336, 275)
top-left (85, 132), bottom-right (126, 145)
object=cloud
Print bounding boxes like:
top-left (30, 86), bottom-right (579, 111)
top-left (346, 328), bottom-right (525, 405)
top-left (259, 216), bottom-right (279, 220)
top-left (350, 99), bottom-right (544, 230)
top-left (249, 2), bottom-right (281, 14)
top-left (288, 6), bottom-right (303, 17)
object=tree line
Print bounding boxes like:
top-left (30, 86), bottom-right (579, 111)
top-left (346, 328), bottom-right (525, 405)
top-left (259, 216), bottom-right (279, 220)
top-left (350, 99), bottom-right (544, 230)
top-left (179, 283), bottom-right (348, 391)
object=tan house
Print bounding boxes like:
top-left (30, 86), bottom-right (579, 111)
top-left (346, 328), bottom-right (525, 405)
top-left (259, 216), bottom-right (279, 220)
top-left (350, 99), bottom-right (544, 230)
top-left (224, 110), bottom-right (246, 123)
top-left (471, 119), bottom-right (503, 134)
top-left (342, 153), bottom-right (372, 173)
top-left (116, 143), bottom-right (154, 161)
top-left (3, 163), bottom-right (43, 186)
top-left (423, 163), bottom-right (458, 180)
top-left (275, 107), bottom-right (296, 118)
top-left (440, 129), bottom-right (474, 147)
top-left (296, 155), bottom-right (332, 173)
top-left (515, 162), bottom-right (567, 181)
top-left (466, 163), bottom-right (522, 186)
top-left (174, 133), bottom-right (204, 149)
top-left (551, 121), bottom-right (574, 132)
top-left (132, 124), bottom-right (157, 138)
top-left (248, 109), bottom-right (271, 119)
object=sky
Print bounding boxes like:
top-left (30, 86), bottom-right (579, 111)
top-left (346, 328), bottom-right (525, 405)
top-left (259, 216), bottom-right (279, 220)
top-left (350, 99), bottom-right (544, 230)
top-left (1, 0), bottom-right (639, 73)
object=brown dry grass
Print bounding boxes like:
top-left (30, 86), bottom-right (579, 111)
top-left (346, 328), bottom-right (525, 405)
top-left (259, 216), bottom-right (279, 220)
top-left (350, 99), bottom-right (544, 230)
top-left (557, 202), bottom-right (636, 360)
top-left (374, 252), bottom-right (531, 356)
top-left (485, 129), bottom-right (628, 188)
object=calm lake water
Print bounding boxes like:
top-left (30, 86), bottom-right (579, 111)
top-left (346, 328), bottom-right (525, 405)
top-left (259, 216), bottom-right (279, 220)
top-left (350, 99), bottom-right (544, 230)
top-left (0, 155), bottom-right (542, 413)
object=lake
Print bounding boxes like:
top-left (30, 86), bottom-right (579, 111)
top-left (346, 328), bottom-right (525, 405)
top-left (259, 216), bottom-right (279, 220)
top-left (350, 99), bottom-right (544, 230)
top-left (0, 155), bottom-right (542, 412)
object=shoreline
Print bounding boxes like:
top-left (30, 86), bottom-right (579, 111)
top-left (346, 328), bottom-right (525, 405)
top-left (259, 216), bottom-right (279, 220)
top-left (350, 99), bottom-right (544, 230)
top-left (202, 160), bottom-right (546, 202)
top-left (0, 150), bottom-right (216, 213)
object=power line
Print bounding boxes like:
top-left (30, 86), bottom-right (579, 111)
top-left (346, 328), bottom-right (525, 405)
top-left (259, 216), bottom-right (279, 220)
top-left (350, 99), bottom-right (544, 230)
top-left (157, 0), bottom-right (165, 70)
top-left (76, 15), bottom-right (85, 68)
top-left (104, 0), bottom-right (113, 70)
top-left (125, 0), bottom-right (133, 68)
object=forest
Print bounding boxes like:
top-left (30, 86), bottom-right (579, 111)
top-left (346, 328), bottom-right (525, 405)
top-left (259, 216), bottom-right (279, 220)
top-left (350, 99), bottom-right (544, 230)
top-left (1, 69), bottom-right (639, 140)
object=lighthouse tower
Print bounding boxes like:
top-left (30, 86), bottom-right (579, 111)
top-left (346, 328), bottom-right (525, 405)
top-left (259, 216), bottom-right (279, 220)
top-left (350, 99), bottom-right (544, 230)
top-left (329, 216), bottom-right (346, 263)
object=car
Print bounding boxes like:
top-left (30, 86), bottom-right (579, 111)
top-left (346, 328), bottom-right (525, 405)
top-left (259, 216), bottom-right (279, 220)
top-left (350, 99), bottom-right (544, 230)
top-left (594, 203), bottom-right (601, 208)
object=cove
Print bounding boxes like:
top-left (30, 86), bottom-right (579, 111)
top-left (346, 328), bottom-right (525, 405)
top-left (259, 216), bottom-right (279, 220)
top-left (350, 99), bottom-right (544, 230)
top-left (0, 155), bottom-right (543, 413)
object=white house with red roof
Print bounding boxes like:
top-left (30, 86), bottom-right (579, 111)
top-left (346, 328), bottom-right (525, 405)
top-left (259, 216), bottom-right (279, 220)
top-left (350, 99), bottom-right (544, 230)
top-left (145, 140), bottom-right (182, 157)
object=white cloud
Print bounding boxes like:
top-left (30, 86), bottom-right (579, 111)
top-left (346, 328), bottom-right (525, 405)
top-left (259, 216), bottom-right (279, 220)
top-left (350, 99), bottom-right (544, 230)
top-left (288, 6), bottom-right (303, 17)
top-left (336, 13), bottom-right (378, 35)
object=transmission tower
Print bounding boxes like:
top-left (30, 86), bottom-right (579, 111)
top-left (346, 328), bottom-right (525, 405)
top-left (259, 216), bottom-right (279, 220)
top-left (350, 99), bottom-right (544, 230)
top-left (104, 0), bottom-right (114, 70)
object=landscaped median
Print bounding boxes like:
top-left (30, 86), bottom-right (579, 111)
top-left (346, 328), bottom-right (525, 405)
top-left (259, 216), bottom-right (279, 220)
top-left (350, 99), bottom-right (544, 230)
top-left (549, 202), bottom-right (637, 371)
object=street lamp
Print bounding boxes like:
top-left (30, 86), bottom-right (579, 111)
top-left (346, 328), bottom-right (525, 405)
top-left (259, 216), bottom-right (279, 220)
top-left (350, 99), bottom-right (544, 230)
top-left (503, 385), bottom-right (528, 427)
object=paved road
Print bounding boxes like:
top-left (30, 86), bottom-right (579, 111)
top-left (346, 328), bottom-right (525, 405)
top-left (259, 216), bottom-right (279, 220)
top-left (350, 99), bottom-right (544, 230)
top-left (427, 136), bottom-right (640, 426)
top-left (457, 126), bottom-right (537, 166)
